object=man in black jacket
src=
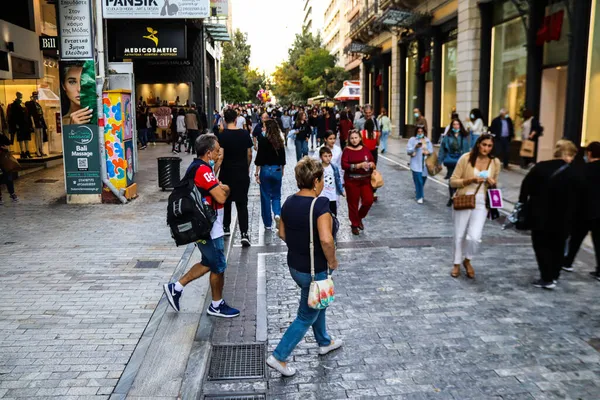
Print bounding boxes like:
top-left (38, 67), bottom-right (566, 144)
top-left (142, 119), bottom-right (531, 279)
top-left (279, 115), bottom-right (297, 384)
top-left (489, 108), bottom-right (514, 169)
top-left (317, 107), bottom-right (336, 147)
top-left (519, 140), bottom-right (578, 289)
top-left (562, 142), bottom-right (600, 279)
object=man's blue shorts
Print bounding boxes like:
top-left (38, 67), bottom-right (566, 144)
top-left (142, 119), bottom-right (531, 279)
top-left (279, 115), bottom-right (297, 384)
top-left (196, 236), bottom-right (227, 274)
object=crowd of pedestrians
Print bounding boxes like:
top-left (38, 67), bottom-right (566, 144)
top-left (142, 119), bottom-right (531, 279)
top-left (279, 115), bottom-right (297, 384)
top-left (154, 99), bottom-right (600, 380)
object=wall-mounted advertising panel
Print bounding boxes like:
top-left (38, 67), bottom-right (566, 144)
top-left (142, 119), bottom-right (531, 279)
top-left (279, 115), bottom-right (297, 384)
top-left (103, 0), bottom-right (209, 19)
top-left (114, 21), bottom-right (187, 59)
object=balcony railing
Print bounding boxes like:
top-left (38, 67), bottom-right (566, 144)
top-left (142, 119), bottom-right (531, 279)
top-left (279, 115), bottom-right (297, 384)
top-left (347, 4), bottom-right (377, 39)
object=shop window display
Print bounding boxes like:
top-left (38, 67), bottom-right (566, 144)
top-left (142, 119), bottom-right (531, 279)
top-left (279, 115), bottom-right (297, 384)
top-left (441, 39), bottom-right (457, 127)
top-left (490, 17), bottom-right (527, 139)
top-left (0, 59), bottom-right (61, 158)
top-left (583, 0), bottom-right (600, 145)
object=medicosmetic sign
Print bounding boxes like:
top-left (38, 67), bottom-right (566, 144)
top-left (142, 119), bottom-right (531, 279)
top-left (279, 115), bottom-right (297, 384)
top-left (58, 0), bottom-right (94, 59)
top-left (103, 0), bottom-right (210, 19)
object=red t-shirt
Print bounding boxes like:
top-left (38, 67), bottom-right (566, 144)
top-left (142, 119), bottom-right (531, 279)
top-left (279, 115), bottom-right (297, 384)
top-left (194, 164), bottom-right (224, 210)
top-left (361, 130), bottom-right (380, 151)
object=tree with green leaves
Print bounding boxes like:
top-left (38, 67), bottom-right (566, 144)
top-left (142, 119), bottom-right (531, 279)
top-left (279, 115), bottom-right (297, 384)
top-left (221, 29), bottom-right (252, 103)
top-left (273, 31), bottom-right (350, 104)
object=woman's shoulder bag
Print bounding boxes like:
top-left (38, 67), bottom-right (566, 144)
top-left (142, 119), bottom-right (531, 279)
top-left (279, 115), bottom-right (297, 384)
top-left (307, 197), bottom-right (335, 310)
top-left (453, 158), bottom-right (492, 211)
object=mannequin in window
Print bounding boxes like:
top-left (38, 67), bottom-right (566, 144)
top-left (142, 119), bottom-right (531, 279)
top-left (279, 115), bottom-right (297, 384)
top-left (25, 92), bottom-right (48, 157)
top-left (7, 92), bottom-right (32, 159)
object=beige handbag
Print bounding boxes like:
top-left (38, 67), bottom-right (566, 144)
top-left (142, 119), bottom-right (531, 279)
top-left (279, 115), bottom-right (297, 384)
top-left (370, 169), bottom-right (384, 189)
top-left (520, 140), bottom-right (535, 158)
top-left (425, 151), bottom-right (443, 176)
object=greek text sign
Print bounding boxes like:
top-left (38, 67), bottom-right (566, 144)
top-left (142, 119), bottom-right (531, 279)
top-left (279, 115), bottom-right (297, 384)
top-left (58, 0), bottom-right (94, 59)
top-left (103, 0), bottom-right (210, 19)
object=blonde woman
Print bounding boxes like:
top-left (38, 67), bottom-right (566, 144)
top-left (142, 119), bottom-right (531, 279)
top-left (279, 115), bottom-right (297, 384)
top-left (449, 134), bottom-right (501, 278)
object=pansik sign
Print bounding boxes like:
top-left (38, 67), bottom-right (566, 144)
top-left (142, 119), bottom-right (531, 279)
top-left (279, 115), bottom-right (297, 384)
top-left (58, 0), bottom-right (94, 59)
top-left (103, 0), bottom-right (210, 19)
top-left (115, 22), bottom-right (186, 59)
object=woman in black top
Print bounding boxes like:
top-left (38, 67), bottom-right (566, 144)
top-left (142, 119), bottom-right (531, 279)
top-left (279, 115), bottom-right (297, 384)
top-left (266, 157), bottom-right (340, 377)
top-left (255, 120), bottom-right (286, 230)
top-left (519, 139), bottom-right (578, 289)
top-left (293, 111), bottom-right (310, 161)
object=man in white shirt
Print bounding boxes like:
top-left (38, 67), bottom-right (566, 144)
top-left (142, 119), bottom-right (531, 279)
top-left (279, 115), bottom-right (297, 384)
top-left (235, 108), bottom-right (246, 130)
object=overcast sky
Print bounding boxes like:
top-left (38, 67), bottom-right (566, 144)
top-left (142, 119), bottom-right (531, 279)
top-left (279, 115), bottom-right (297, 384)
top-left (231, 0), bottom-right (304, 75)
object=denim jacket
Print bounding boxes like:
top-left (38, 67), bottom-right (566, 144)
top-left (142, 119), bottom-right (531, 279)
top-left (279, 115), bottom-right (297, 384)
top-left (438, 133), bottom-right (474, 167)
top-left (331, 164), bottom-right (344, 195)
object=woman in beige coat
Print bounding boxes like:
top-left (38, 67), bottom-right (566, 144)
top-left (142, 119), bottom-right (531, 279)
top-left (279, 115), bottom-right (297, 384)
top-left (449, 134), bottom-right (501, 278)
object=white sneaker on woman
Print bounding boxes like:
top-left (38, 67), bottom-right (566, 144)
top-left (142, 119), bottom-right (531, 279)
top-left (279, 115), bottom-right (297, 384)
top-left (318, 338), bottom-right (343, 355)
top-left (266, 355), bottom-right (296, 377)
top-left (417, 198), bottom-right (424, 204)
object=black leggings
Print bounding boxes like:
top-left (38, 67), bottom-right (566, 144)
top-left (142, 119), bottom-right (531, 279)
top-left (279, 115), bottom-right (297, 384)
top-left (224, 198), bottom-right (249, 234)
top-left (532, 230), bottom-right (568, 282)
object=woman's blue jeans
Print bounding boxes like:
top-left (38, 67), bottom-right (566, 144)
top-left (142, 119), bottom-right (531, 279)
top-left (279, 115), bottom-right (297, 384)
top-left (310, 127), bottom-right (318, 148)
top-left (380, 131), bottom-right (390, 152)
top-left (412, 170), bottom-right (427, 200)
top-left (259, 165), bottom-right (283, 227)
top-left (273, 268), bottom-right (332, 362)
top-left (295, 139), bottom-right (308, 161)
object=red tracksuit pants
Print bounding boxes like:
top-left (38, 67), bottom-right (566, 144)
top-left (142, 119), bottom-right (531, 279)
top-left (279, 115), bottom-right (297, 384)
top-left (344, 178), bottom-right (374, 228)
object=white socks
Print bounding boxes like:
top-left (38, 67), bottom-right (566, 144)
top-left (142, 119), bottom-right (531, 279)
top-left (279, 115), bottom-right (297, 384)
top-left (211, 299), bottom-right (223, 308)
top-left (174, 282), bottom-right (184, 292)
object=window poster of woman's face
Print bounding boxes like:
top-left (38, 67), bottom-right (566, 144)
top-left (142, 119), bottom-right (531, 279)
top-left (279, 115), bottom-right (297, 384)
top-left (59, 60), bottom-right (97, 127)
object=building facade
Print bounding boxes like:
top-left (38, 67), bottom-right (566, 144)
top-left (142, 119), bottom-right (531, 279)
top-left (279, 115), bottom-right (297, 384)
top-left (323, 0), bottom-right (349, 67)
top-left (303, 0), bottom-right (327, 37)
top-left (341, 0), bottom-right (598, 163)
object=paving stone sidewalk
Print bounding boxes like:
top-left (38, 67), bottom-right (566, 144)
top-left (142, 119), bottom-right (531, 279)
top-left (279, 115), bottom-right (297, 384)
top-left (0, 144), bottom-right (197, 399)
top-left (196, 143), bottom-right (600, 400)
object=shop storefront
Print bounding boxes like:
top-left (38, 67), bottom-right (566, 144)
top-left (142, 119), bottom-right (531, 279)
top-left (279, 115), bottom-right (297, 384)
top-left (489, 2), bottom-right (527, 139)
top-left (583, 0), bottom-right (600, 146)
top-left (440, 36), bottom-right (457, 128)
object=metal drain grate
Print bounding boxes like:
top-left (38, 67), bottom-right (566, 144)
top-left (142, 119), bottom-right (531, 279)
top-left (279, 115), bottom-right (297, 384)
top-left (35, 179), bottom-right (59, 183)
top-left (203, 396), bottom-right (265, 400)
top-left (207, 343), bottom-right (265, 381)
top-left (135, 260), bottom-right (162, 269)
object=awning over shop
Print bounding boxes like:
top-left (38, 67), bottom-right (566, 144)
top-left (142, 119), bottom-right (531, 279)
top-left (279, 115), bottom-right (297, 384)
top-left (344, 41), bottom-right (379, 55)
top-left (334, 81), bottom-right (361, 102)
top-left (205, 24), bottom-right (231, 42)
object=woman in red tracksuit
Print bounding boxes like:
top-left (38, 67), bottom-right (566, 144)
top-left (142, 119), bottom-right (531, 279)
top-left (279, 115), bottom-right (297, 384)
top-left (342, 130), bottom-right (376, 236)
top-left (361, 119), bottom-right (381, 201)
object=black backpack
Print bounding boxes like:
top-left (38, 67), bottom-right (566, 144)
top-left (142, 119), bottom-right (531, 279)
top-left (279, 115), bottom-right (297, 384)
top-left (166, 163), bottom-right (217, 246)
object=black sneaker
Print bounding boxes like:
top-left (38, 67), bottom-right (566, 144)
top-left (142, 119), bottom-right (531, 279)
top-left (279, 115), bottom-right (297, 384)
top-left (207, 301), bottom-right (240, 318)
top-left (589, 271), bottom-right (600, 281)
top-left (10, 194), bottom-right (17, 203)
top-left (532, 279), bottom-right (556, 290)
top-left (163, 283), bottom-right (182, 312)
top-left (241, 233), bottom-right (251, 247)
top-left (562, 266), bottom-right (574, 272)
top-left (223, 227), bottom-right (231, 237)
top-left (446, 199), bottom-right (453, 207)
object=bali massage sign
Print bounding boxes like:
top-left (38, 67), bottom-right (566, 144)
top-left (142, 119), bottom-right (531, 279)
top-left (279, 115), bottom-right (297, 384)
top-left (58, 0), bottom-right (94, 59)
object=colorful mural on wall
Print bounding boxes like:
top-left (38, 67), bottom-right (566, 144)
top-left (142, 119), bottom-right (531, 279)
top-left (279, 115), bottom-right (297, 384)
top-left (103, 90), bottom-right (133, 190)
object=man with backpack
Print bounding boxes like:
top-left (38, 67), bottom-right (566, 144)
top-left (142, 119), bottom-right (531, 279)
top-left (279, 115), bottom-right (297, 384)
top-left (163, 134), bottom-right (240, 317)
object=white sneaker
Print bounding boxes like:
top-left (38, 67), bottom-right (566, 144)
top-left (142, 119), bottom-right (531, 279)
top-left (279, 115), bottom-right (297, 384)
top-left (318, 338), bottom-right (343, 355)
top-left (274, 215), bottom-right (281, 230)
top-left (265, 226), bottom-right (272, 231)
top-left (266, 355), bottom-right (296, 377)
top-left (417, 198), bottom-right (424, 204)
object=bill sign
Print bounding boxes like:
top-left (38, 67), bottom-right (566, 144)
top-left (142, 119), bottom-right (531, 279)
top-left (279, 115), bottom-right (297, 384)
top-left (103, 0), bottom-right (210, 19)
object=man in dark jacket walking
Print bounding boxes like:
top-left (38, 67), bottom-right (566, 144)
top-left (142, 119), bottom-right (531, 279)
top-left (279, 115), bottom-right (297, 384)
top-left (562, 142), bottom-right (600, 278)
top-left (317, 107), bottom-right (336, 147)
top-left (519, 140), bottom-right (578, 289)
top-left (489, 108), bottom-right (514, 169)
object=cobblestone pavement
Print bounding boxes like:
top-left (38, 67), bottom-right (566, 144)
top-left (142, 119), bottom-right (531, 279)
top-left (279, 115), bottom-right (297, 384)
top-left (196, 142), bottom-right (600, 400)
top-left (0, 144), bottom-right (197, 399)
